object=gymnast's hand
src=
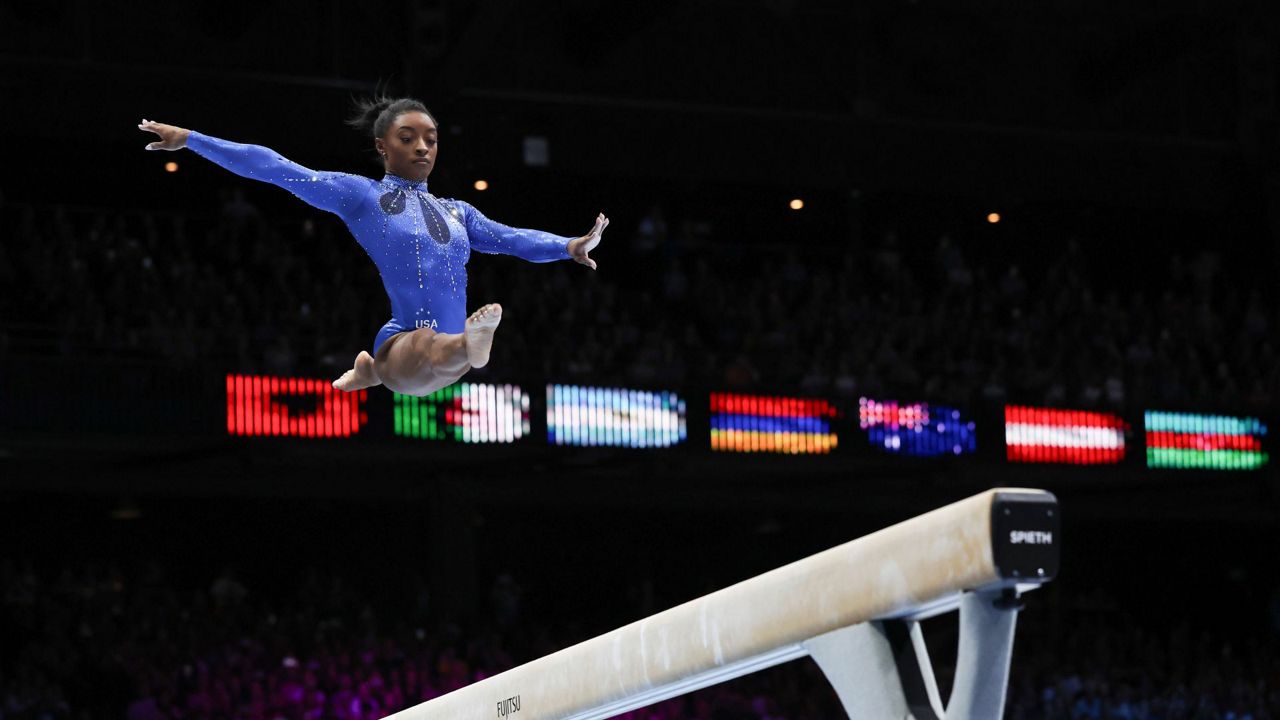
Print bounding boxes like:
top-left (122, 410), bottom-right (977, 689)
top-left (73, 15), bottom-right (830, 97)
top-left (568, 213), bottom-right (609, 270)
top-left (137, 119), bottom-right (190, 151)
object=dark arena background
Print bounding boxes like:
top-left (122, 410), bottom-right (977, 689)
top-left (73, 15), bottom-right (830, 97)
top-left (3, 2), bottom-right (1280, 718)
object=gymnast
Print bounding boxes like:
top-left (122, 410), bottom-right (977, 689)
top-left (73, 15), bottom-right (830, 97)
top-left (137, 96), bottom-right (607, 396)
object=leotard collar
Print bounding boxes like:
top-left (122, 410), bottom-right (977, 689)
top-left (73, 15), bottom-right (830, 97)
top-left (381, 173), bottom-right (428, 192)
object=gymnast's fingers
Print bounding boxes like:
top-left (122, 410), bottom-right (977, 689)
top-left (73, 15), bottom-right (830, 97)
top-left (589, 215), bottom-right (608, 242)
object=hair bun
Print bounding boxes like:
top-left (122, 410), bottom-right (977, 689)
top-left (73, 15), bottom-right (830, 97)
top-left (346, 95), bottom-right (435, 140)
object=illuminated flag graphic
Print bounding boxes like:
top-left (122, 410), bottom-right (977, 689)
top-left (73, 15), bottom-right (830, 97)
top-left (226, 374), bottom-right (368, 438)
top-left (547, 385), bottom-right (686, 447)
top-left (710, 393), bottom-right (838, 454)
top-left (1004, 406), bottom-right (1126, 464)
top-left (859, 397), bottom-right (977, 457)
top-left (1145, 411), bottom-right (1269, 470)
top-left (394, 383), bottom-right (530, 443)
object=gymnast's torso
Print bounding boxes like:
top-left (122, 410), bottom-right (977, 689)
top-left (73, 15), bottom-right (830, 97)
top-left (186, 131), bottom-right (571, 353)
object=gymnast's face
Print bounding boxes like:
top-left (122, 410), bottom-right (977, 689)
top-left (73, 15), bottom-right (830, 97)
top-left (376, 111), bottom-right (438, 183)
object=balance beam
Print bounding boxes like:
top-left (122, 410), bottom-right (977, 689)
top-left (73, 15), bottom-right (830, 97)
top-left (386, 488), bottom-right (1059, 720)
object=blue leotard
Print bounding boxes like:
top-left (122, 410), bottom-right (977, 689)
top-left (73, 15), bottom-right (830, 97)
top-left (186, 131), bottom-right (573, 354)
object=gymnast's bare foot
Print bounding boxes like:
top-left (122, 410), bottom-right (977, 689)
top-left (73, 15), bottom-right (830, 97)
top-left (332, 350), bottom-right (382, 392)
top-left (465, 303), bottom-right (502, 369)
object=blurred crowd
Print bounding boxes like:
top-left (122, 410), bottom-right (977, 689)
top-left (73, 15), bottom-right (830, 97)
top-left (3, 557), bottom-right (1277, 720)
top-left (0, 557), bottom-right (841, 720)
top-left (1, 191), bottom-right (1277, 412)
top-left (1007, 592), bottom-right (1280, 720)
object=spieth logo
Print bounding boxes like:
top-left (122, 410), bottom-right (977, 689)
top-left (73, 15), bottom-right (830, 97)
top-left (1009, 530), bottom-right (1053, 545)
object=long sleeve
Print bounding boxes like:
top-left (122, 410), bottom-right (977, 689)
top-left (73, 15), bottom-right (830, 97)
top-left (185, 131), bottom-right (371, 218)
top-left (456, 200), bottom-right (572, 263)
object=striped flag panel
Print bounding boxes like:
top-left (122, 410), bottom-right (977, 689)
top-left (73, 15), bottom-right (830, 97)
top-left (1145, 411), bottom-right (1268, 470)
top-left (1004, 405), bottom-right (1126, 465)
top-left (710, 393), bottom-right (838, 454)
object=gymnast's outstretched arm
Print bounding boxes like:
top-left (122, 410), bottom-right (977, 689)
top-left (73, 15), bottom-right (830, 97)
top-left (137, 119), bottom-right (370, 218)
top-left (458, 200), bottom-right (609, 270)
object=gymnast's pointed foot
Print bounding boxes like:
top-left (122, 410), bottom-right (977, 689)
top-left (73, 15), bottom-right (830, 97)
top-left (465, 303), bottom-right (502, 369)
top-left (333, 350), bottom-right (382, 392)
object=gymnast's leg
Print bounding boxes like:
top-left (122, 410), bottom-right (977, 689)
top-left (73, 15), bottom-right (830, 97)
top-left (333, 303), bottom-right (503, 395)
